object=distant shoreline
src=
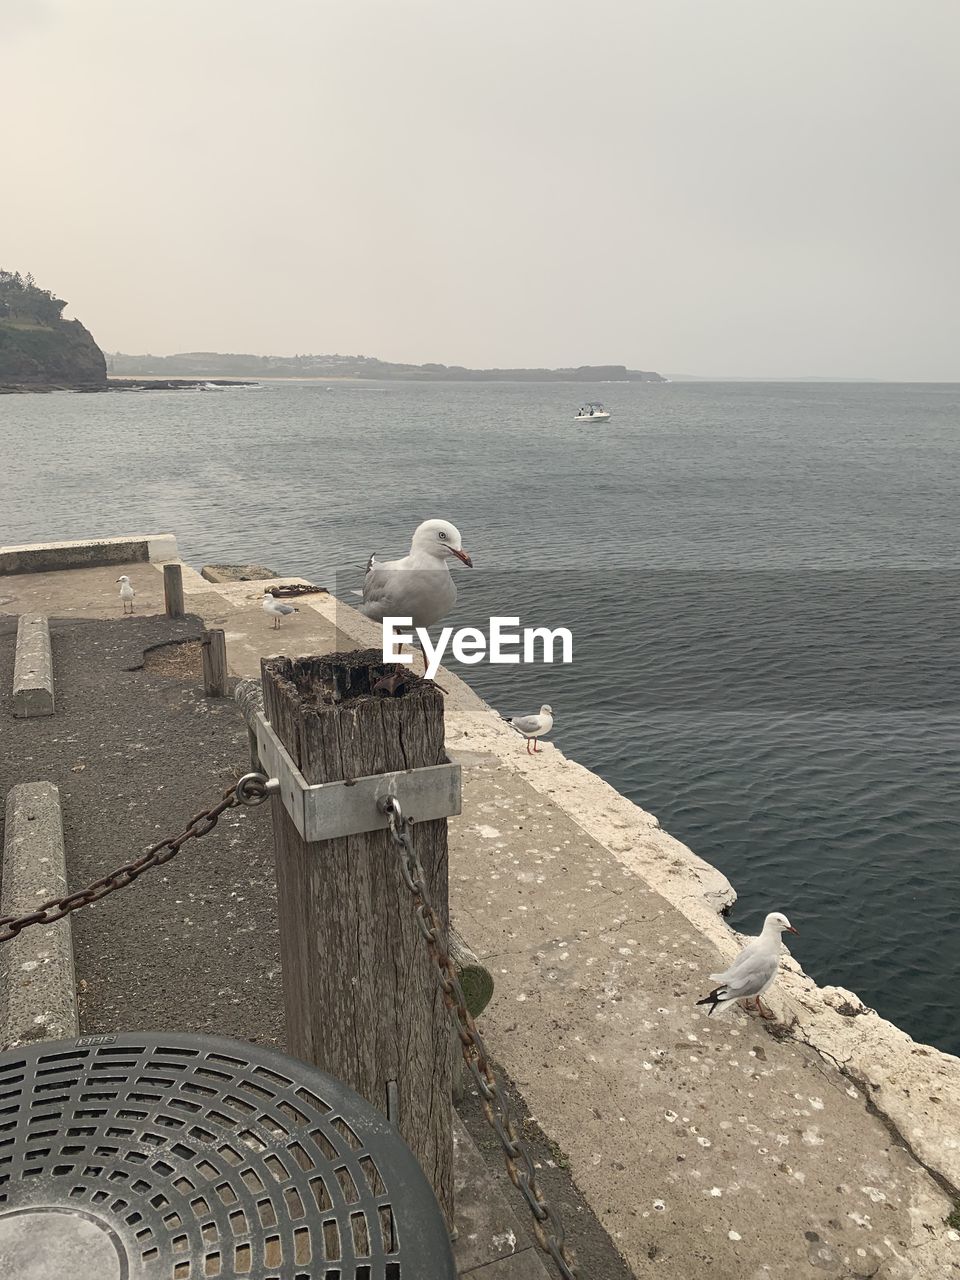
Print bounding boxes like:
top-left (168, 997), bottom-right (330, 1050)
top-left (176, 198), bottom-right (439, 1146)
top-left (106, 355), bottom-right (667, 383)
top-left (0, 378), bottom-right (259, 394)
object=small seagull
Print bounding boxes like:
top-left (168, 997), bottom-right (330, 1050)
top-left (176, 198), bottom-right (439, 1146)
top-left (505, 704), bottom-right (554, 755)
top-left (696, 912), bottom-right (798, 1020)
top-left (116, 575), bottom-right (135, 614)
top-left (262, 591), bottom-right (299, 630)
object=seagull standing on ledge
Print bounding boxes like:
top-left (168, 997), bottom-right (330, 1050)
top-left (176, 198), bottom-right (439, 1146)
top-left (696, 912), bottom-right (798, 1020)
top-left (506, 705), bottom-right (554, 754)
top-left (262, 591), bottom-right (299, 630)
top-left (117, 575), bottom-right (135, 614)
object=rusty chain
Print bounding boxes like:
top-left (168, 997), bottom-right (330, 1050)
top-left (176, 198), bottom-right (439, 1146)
top-left (380, 796), bottom-right (578, 1280)
top-left (0, 772), bottom-right (278, 944)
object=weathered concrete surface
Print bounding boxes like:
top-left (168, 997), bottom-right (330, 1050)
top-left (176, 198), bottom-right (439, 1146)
top-left (12, 614), bottom-right (54, 717)
top-left (0, 533), bottom-right (177, 575)
top-left (453, 1117), bottom-right (551, 1277)
top-left (0, 782), bottom-right (78, 1047)
top-left (0, 613), bottom-right (284, 1047)
top-left (446, 704), bottom-right (960, 1209)
top-left (450, 762), bottom-right (955, 1277)
top-left (0, 561), bottom-right (165, 620)
top-left (178, 573), bottom-right (355, 674)
top-left (455, 1065), bottom-right (636, 1280)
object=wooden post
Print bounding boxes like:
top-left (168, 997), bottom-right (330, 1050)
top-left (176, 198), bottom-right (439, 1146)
top-left (261, 650), bottom-right (454, 1223)
top-left (163, 563), bottom-right (184, 618)
top-left (201, 629), bottom-right (228, 697)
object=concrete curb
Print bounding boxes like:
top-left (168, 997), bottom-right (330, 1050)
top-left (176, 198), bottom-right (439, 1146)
top-left (453, 1117), bottom-right (551, 1278)
top-left (0, 533), bottom-right (178, 576)
top-left (0, 782), bottom-right (78, 1048)
top-left (12, 614), bottom-right (55, 718)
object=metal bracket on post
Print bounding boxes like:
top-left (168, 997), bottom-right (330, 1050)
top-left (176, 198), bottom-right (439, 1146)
top-left (253, 711), bottom-right (461, 842)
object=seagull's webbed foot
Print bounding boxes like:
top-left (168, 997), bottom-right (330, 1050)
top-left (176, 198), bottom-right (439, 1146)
top-left (372, 670), bottom-right (407, 697)
top-left (755, 997), bottom-right (777, 1021)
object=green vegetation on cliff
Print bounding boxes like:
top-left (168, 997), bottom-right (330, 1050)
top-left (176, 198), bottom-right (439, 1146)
top-left (0, 270), bottom-right (107, 390)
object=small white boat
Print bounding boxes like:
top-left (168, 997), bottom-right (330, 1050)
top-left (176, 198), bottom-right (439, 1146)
top-left (574, 402), bottom-right (611, 422)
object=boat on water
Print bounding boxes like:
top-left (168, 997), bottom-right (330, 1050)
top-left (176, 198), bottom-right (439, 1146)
top-left (574, 402), bottom-right (611, 422)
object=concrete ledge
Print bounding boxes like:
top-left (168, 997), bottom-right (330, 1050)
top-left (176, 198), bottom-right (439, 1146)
top-left (201, 563), bottom-right (281, 583)
top-left (0, 533), bottom-right (178, 575)
top-left (13, 614), bottom-right (54, 718)
top-left (0, 782), bottom-right (78, 1048)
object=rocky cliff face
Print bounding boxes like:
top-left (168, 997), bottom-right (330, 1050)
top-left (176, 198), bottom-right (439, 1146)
top-left (0, 317), bottom-right (107, 390)
top-left (0, 270), bottom-right (107, 391)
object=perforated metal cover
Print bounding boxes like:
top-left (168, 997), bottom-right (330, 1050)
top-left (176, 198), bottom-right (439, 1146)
top-left (0, 1032), bottom-right (456, 1280)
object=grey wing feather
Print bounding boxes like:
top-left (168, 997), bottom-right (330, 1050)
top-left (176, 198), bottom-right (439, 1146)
top-left (509, 715), bottom-right (541, 735)
top-left (709, 937), bottom-right (763, 983)
top-left (715, 951), bottom-right (778, 999)
top-left (277, 602), bottom-right (298, 615)
top-left (360, 563), bottom-right (455, 628)
top-left (359, 564), bottom-right (397, 622)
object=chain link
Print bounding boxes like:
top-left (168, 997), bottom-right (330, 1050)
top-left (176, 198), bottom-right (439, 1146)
top-left (0, 772), bottom-right (278, 944)
top-left (381, 796), bottom-right (579, 1280)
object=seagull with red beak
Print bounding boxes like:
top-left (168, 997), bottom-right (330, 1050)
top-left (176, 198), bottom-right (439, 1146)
top-left (360, 519), bottom-right (473, 678)
top-left (696, 912), bottom-right (799, 1020)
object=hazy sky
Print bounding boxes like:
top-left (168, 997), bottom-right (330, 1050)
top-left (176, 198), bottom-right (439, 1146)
top-left (4, 1), bottom-right (959, 378)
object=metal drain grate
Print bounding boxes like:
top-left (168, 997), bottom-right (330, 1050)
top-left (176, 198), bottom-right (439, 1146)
top-left (0, 1032), bottom-right (456, 1280)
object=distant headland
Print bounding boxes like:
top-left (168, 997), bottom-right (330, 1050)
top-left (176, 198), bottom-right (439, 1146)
top-left (0, 270), bottom-right (106, 392)
top-left (108, 351), bottom-right (667, 383)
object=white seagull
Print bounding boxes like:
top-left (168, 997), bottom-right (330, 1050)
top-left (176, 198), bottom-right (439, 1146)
top-left (262, 591), bottom-right (299, 630)
top-left (506, 705), bottom-right (554, 755)
top-left (116, 575), bottom-right (135, 614)
top-left (359, 519), bottom-right (473, 627)
top-left (696, 911), bottom-right (798, 1020)
top-left (359, 519), bottom-right (472, 677)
